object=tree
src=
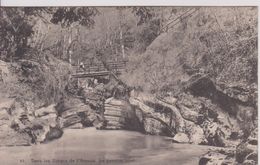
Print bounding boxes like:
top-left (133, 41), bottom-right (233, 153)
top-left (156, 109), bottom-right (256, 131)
top-left (0, 7), bottom-right (99, 62)
top-left (50, 7), bottom-right (99, 28)
top-left (0, 8), bottom-right (35, 61)
top-left (50, 7), bottom-right (99, 64)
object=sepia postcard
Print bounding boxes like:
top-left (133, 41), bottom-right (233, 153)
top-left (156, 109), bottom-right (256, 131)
top-left (0, 1), bottom-right (258, 165)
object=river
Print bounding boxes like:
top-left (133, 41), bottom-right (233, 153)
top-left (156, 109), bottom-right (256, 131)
top-left (0, 128), bottom-right (209, 165)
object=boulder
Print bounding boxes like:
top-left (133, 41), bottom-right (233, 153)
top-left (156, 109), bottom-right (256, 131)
top-left (203, 121), bottom-right (226, 147)
top-left (32, 125), bottom-right (50, 143)
top-left (62, 115), bottom-right (82, 128)
top-left (199, 151), bottom-right (235, 165)
top-left (61, 103), bottom-right (91, 118)
top-left (245, 151), bottom-right (258, 162)
top-left (176, 93), bottom-right (203, 113)
top-left (30, 109), bottom-right (59, 143)
top-left (173, 133), bottom-right (189, 143)
top-left (243, 160), bottom-right (257, 165)
top-left (43, 127), bottom-right (63, 143)
top-left (143, 118), bottom-right (166, 135)
top-left (67, 123), bottom-right (83, 129)
top-left (0, 109), bottom-right (9, 121)
top-left (159, 96), bottom-right (177, 105)
top-left (185, 121), bottom-right (206, 144)
top-left (236, 141), bottom-right (257, 164)
top-left (34, 104), bottom-right (56, 117)
top-left (247, 128), bottom-right (258, 145)
top-left (40, 113), bottom-right (57, 125)
top-left (177, 104), bottom-right (201, 123)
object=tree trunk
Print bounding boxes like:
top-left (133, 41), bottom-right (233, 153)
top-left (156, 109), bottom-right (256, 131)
top-left (118, 8), bottom-right (125, 59)
top-left (68, 27), bottom-right (72, 65)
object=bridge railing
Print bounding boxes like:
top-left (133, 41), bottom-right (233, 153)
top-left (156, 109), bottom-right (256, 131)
top-left (72, 60), bottom-right (127, 74)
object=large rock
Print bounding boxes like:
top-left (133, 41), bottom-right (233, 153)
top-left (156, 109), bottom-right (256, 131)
top-left (34, 104), bottom-right (56, 117)
top-left (177, 104), bottom-right (202, 123)
top-left (202, 121), bottom-right (226, 147)
top-left (67, 123), bottom-right (83, 129)
top-left (173, 133), bottom-right (189, 143)
top-left (61, 115), bottom-right (82, 128)
top-left (185, 120), bottom-right (206, 144)
top-left (142, 117), bottom-right (169, 135)
top-left (43, 127), bottom-right (63, 143)
top-left (31, 104), bottom-right (60, 143)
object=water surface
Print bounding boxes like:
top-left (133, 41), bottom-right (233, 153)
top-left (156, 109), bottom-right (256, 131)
top-left (0, 128), bottom-right (209, 165)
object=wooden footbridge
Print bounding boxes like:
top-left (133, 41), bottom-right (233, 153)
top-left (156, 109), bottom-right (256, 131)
top-left (71, 60), bottom-right (127, 78)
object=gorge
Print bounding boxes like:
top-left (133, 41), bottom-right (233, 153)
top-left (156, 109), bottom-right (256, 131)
top-left (0, 6), bottom-right (257, 165)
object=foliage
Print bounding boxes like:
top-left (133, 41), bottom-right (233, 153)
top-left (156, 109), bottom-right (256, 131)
top-left (132, 7), bottom-right (153, 25)
top-left (50, 7), bottom-right (99, 27)
top-left (0, 53), bottom-right (72, 107)
top-left (0, 7), bottom-right (99, 62)
top-left (0, 8), bottom-right (35, 61)
top-left (121, 7), bottom-right (257, 93)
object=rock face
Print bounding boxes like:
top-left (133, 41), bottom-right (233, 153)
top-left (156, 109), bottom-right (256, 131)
top-left (104, 97), bottom-right (142, 131)
top-left (199, 150), bottom-right (235, 165)
top-left (129, 95), bottom-right (176, 136)
top-left (0, 99), bottom-right (32, 146)
top-left (32, 104), bottom-right (60, 143)
top-left (0, 98), bottom-right (31, 146)
top-left (104, 98), bottom-right (126, 129)
top-left (56, 98), bottom-right (102, 129)
top-left (199, 125), bottom-right (258, 165)
top-left (0, 58), bottom-right (71, 146)
top-left (0, 98), bottom-right (62, 146)
top-left (235, 128), bottom-right (258, 165)
top-left (127, 85), bottom-right (245, 147)
top-left (129, 94), bottom-right (207, 142)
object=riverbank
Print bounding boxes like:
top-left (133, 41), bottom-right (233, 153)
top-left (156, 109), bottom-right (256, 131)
top-left (0, 128), bottom-right (210, 165)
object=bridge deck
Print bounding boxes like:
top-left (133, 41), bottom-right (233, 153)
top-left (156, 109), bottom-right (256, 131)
top-left (71, 60), bottom-right (127, 78)
top-left (71, 70), bottom-right (123, 78)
